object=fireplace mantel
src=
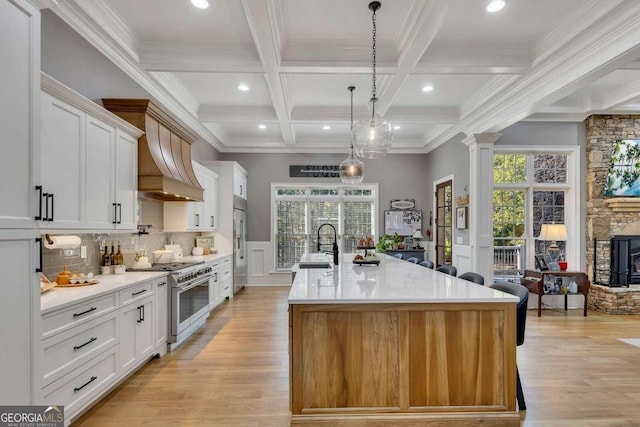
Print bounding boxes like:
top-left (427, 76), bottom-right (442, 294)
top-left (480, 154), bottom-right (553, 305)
top-left (604, 197), bottom-right (640, 212)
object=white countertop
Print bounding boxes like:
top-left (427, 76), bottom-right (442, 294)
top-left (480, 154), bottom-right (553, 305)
top-left (288, 253), bottom-right (519, 304)
top-left (41, 271), bottom-right (169, 314)
top-left (180, 252), bottom-right (232, 263)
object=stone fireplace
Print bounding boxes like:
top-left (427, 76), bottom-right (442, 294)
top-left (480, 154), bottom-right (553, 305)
top-left (585, 115), bottom-right (640, 313)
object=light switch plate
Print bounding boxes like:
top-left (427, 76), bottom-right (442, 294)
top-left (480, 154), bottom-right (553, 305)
top-left (80, 245), bottom-right (87, 259)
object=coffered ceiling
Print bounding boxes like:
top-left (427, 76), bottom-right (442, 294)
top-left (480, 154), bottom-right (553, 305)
top-left (47, 0), bottom-right (640, 153)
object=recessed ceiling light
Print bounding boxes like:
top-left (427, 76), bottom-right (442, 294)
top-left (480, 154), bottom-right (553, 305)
top-left (393, 125), bottom-right (401, 130)
top-left (486, 0), bottom-right (505, 13)
top-left (258, 124), bottom-right (267, 129)
top-left (237, 84), bottom-right (249, 92)
top-left (322, 125), bottom-right (331, 130)
top-left (191, 0), bottom-right (209, 9)
top-left (422, 85), bottom-right (434, 92)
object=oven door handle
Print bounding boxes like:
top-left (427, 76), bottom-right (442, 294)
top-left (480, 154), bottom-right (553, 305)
top-left (177, 276), bottom-right (211, 293)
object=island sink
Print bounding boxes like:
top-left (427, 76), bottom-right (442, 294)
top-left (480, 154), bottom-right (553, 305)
top-left (297, 262), bottom-right (332, 269)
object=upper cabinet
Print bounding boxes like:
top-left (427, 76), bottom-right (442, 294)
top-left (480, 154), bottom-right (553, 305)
top-left (0, 0), bottom-right (40, 229)
top-left (163, 162), bottom-right (219, 232)
top-left (233, 167), bottom-right (247, 200)
top-left (39, 74), bottom-right (143, 230)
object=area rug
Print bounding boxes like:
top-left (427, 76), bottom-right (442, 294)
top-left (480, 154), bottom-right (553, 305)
top-left (619, 338), bottom-right (640, 348)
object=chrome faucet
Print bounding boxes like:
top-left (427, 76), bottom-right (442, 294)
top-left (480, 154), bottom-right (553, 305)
top-left (317, 223), bottom-right (339, 266)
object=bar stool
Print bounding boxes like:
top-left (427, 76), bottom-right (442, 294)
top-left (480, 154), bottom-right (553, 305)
top-left (436, 265), bottom-right (457, 277)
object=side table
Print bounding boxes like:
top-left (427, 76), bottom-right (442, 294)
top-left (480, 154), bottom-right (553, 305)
top-left (521, 270), bottom-right (590, 317)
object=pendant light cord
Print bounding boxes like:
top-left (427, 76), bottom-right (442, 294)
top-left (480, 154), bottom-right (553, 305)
top-left (349, 86), bottom-right (355, 156)
top-left (371, 7), bottom-right (377, 104)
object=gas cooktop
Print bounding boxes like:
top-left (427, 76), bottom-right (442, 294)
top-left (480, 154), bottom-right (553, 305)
top-left (128, 261), bottom-right (203, 272)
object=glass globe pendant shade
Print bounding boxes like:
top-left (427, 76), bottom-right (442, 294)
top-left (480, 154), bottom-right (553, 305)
top-left (339, 149), bottom-right (365, 184)
top-left (353, 99), bottom-right (393, 159)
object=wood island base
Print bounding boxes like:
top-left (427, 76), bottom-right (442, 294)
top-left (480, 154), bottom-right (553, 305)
top-left (289, 302), bottom-right (519, 427)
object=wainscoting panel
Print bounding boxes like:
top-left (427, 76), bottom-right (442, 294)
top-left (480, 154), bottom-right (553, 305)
top-left (453, 244), bottom-right (472, 274)
top-left (247, 241), bottom-right (291, 286)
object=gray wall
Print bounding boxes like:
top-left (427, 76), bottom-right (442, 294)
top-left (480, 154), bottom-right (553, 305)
top-left (219, 153), bottom-right (430, 241)
top-left (423, 136), bottom-right (471, 245)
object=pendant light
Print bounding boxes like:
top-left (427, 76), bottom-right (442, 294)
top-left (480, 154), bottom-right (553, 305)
top-left (339, 86), bottom-right (365, 184)
top-left (353, 1), bottom-right (393, 160)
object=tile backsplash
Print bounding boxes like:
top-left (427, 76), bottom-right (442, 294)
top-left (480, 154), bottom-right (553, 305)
top-left (41, 197), bottom-right (204, 280)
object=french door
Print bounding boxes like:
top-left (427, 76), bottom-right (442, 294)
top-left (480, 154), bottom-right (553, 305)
top-left (435, 180), bottom-right (453, 267)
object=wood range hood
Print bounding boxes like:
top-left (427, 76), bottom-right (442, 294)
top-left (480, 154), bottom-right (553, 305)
top-left (102, 99), bottom-right (203, 202)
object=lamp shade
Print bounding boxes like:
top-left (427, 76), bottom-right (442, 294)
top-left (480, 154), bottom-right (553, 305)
top-left (413, 230), bottom-right (424, 239)
top-left (538, 224), bottom-right (567, 241)
top-left (339, 154), bottom-right (365, 184)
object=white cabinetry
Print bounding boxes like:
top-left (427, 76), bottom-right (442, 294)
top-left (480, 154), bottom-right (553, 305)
top-left (154, 278), bottom-right (168, 357)
top-left (40, 276), bottom-right (167, 423)
top-left (0, 0), bottom-right (40, 406)
top-left (0, 0), bottom-right (40, 229)
top-left (201, 161), bottom-right (248, 255)
top-left (164, 161), bottom-right (219, 232)
top-left (39, 74), bottom-right (143, 231)
top-left (208, 256), bottom-right (233, 311)
top-left (0, 230), bottom-right (39, 404)
top-left (119, 281), bottom-right (155, 375)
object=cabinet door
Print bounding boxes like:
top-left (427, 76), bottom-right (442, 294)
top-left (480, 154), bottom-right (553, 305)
top-left (233, 168), bottom-right (247, 199)
top-left (209, 174), bottom-right (219, 231)
top-left (115, 131), bottom-right (138, 230)
top-left (154, 279), bottom-right (168, 351)
top-left (0, 0), bottom-right (39, 228)
top-left (0, 230), bottom-right (38, 404)
top-left (136, 299), bottom-right (155, 360)
top-left (84, 115), bottom-right (115, 229)
top-left (119, 303), bottom-right (137, 374)
top-left (40, 92), bottom-right (84, 229)
top-left (189, 170), bottom-right (207, 230)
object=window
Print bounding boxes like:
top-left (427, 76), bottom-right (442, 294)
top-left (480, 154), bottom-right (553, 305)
top-left (272, 184), bottom-right (378, 270)
top-left (493, 150), bottom-right (577, 279)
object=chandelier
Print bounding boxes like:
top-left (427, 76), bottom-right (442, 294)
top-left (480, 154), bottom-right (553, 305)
top-left (353, 1), bottom-right (393, 160)
top-left (339, 86), bottom-right (365, 184)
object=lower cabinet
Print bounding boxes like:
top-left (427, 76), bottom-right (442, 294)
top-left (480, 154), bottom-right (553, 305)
top-left (40, 276), bottom-right (168, 423)
top-left (154, 278), bottom-right (168, 357)
top-left (119, 295), bottom-right (154, 375)
top-left (210, 257), bottom-right (233, 310)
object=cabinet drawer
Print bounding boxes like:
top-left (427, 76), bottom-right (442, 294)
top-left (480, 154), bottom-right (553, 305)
top-left (41, 312), bottom-right (118, 387)
top-left (220, 267), bottom-right (232, 281)
top-left (41, 346), bottom-right (118, 418)
top-left (42, 293), bottom-right (118, 339)
top-left (221, 279), bottom-right (231, 295)
top-left (120, 281), bottom-right (154, 307)
top-left (221, 256), bottom-right (232, 265)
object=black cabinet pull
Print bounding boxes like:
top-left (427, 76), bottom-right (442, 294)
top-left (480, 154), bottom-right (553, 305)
top-left (35, 186), bottom-right (43, 220)
top-left (117, 203), bottom-right (122, 224)
top-left (73, 307), bottom-right (97, 318)
top-left (141, 304), bottom-right (145, 322)
top-left (73, 337), bottom-right (97, 351)
top-left (211, 215), bottom-right (214, 228)
top-left (132, 289), bottom-right (147, 296)
top-left (158, 282), bottom-right (166, 287)
top-left (195, 213), bottom-right (200, 227)
top-left (73, 376), bottom-right (97, 393)
top-left (240, 184), bottom-right (243, 195)
top-left (112, 203), bottom-right (117, 224)
top-left (137, 306), bottom-right (142, 323)
top-left (49, 193), bottom-right (54, 221)
top-left (43, 192), bottom-right (50, 221)
top-left (35, 237), bottom-right (43, 272)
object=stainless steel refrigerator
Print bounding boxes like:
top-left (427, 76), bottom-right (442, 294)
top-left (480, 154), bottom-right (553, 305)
top-left (233, 196), bottom-right (247, 293)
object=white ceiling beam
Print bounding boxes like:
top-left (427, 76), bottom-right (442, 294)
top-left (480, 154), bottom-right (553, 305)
top-left (373, 0), bottom-right (450, 117)
top-left (199, 105), bottom-right (278, 123)
top-left (523, 113), bottom-right (588, 122)
top-left (241, 0), bottom-right (295, 145)
top-left (599, 78), bottom-right (640, 110)
top-left (426, 0), bottom-right (640, 151)
top-left (139, 43), bottom-right (263, 73)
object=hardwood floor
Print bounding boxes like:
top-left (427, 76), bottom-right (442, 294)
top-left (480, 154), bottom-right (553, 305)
top-left (72, 287), bottom-right (640, 427)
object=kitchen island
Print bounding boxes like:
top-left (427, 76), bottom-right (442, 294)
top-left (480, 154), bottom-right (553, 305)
top-left (288, 253), bottom-right (520, 426)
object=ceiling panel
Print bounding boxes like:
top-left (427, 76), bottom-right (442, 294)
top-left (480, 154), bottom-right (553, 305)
top-left (394, 74), bottom-right (495, 107)
top-left (171, 72), bottom-right (271, 106)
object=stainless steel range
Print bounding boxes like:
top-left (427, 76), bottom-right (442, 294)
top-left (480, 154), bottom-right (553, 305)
top-left (129, 261), bottom-right (214, 351)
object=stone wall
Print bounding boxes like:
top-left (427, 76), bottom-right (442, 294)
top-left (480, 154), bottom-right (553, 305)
top-left (585, 115), bottom-right (640, 286)
top-left (588, 284), bottom-right (640, 314)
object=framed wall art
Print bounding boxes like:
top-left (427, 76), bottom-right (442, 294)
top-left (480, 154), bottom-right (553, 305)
top-left (455, 207), bottom-right (467, 230)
